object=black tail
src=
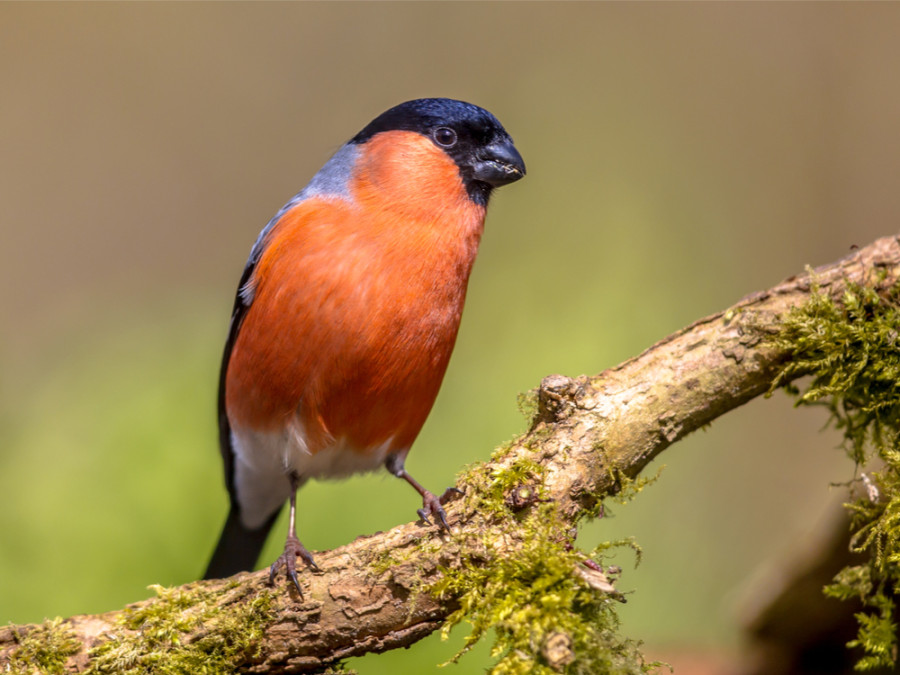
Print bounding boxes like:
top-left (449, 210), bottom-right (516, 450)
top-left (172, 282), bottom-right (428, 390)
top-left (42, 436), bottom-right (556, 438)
top-left (203, 506), bottom-right (279, 580)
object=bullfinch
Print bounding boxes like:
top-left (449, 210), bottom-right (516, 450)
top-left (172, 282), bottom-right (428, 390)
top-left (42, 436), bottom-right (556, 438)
top-left (203, 98), bottom-right (526, 591)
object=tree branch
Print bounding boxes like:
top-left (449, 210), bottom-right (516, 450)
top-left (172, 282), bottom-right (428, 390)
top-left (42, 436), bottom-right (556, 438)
top-left (3, 235), bottom-right (899, 674)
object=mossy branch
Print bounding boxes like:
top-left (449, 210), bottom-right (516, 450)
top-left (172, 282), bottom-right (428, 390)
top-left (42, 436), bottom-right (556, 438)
top-left (3, 235), bottom-right (900, 674)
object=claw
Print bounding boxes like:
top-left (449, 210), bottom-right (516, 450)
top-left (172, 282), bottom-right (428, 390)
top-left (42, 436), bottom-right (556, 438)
top-left (439, 486), bottom-right (465, 504)
top-left (434, 505), bottom-right (451, 530)
top-left (386, 455), bottom-right (464, 533)
top-left (268, 533), bottom-right (317, 595)
top-left (419, 490), bottom-right (455, 530)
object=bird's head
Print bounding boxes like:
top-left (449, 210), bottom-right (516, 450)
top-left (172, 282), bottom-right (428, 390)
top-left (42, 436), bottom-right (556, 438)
top-left (351, 98), bottom-right (526, 206)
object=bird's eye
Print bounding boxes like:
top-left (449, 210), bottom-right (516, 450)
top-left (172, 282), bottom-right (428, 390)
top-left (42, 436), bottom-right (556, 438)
top-left (433, 127), bottom-right (458, 148)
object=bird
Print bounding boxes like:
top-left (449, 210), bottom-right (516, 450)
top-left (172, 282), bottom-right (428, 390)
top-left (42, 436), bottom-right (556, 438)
top-left (203, 98), bottom-right (525, 592)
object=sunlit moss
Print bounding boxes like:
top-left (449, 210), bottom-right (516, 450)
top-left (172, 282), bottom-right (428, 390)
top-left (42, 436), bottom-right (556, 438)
top-left (516, 390), bottom-right (540, 426)
top-left (6, 617), bottom-right (80, 675)
top-left (772, 278), bottom-right (900, 670)
top-left (429, 457), bottom-right (659, 674)
top-left (594, 460), bottom-right (663, 517)
top-left (86, 582), bottom-right (274, 674)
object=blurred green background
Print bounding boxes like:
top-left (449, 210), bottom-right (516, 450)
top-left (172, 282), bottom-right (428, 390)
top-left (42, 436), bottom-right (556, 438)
top-left (2, 3), bottom-right (899, 673)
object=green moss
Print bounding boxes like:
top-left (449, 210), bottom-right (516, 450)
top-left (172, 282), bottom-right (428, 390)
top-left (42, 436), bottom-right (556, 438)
top-left (601, 461), bottom-right (663, 509)
top-left (516, 389), bottom-right (539, 425)
top-left (429, 457), bottom-right (659, 674)
top-left (772, 279), bottom-right (900, 670)
top-left (368, 545), bottom-right (405, 576)
top-left (86, 582), bottom-right (274, 674)
top-left (6, 617), bottom-right (80, 674)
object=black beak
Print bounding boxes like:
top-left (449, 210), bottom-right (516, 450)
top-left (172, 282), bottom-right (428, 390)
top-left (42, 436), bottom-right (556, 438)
top-left (472, 139), bottom-right (526, 187)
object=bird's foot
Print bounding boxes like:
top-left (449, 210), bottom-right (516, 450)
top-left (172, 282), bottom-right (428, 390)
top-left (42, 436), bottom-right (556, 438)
top-left (417, 486), bottom-right (464, 530)
top-left (268, 533), bottom-right (318, 595)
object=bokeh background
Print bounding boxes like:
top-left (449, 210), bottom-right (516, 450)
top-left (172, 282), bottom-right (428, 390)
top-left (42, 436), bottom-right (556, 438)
top-left (2, 3), bottom-right (899, 673)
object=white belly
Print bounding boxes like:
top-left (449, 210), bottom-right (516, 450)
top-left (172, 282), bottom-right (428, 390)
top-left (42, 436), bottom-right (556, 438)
top-left (230, 423), bottom-right (397, 529)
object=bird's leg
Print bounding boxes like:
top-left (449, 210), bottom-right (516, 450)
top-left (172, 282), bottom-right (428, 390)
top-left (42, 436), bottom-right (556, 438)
top-left (385, 455), bottom-right (463, 530)
top-left (269, 471), bottom-right (318, 594)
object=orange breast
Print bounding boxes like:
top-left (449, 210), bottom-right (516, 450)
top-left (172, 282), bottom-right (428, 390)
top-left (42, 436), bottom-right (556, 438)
top-left (226, 131), bottom-right (486, 456)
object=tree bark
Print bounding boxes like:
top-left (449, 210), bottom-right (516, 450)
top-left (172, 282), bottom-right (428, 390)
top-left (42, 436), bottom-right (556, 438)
top-left (3, 234), bottom-right (899, 674)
